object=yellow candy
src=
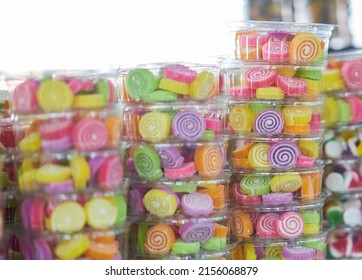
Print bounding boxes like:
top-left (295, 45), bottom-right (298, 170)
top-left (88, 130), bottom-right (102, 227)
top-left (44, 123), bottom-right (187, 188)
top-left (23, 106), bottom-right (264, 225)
top-left (321, 69), bottom-right (345, 92)
top-left (20, 157), bottom-right (36, 173)
top-left (138, 111), bottom-right (171, 142)
top-left (270, 174), bottom-right (303, 193)
top-left (276, 68), bottom-right (296, 77)
top-left (243, 243), bottom-right (257, 260)
top-left (70, 155), bottom-right (91, 189)
top-left (190, 71), bottom-right (215, 100)
top-left (265, 246), bottom-right (282, 258)
top-left (248, 143), bottom-right (271, 170)
top-left (303, 224), bottom-right (319, 234)
top-left (36, 163), bottom-right (72, 184)
top-left (229, 105), bottom-right (253, 134)
top-left (356, 142), bottom-right (362, 156)
top-left (322, 97), bottom-right (338, 126)
top-left (50, 201), bottom-right (86, 233)
top-left (142, 189), bottom-right (177, 218)
top-left (159, 78), bottom-right (189, 95)
top-left (281, 106), bottom-right (313, 125)
top-left (37, 80), bottom-right (74, 112)
top-left (298, 140), bottom-right (319, 159)
top-left (54, 234), bottom-right (90, 260)
top-left (19, 132), bottom-right (42, 153)
top-left (85, 197), bottom-right (117, 229)
top-left (73, 94), bottom-right (105, 109)
top-left (256, 87), bottom-right (285, 100)
top-left (19, 169), bottom-right (38, 192)
top-left (301, 78), bottom-right (321, 95)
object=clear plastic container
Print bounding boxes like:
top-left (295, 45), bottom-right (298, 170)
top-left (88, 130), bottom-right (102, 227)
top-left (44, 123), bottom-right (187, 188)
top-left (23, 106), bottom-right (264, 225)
top-left (221, 60), bottom-right (324, 100)
top-left (322, 50), bottom-right (362, 93)
top-left (12, 105), bottom-right (123, 155)
top-left (123, 99), bottom-right (227, 143)
top-left (127, 173), bottom-right (230, 219)
top-left (6, 69), bottom-right (118, 114)
top-left (229, 20), bottom-right (335, 65)
top-left (124, 137), bottom-right (228, 181)
top-left (19, 227), bottom-right (129, 260)
top-left (118, 62), bottom-right (220, 102)
top-left (227, 98), bottom-right (324, 136)
top-left (19, 187), bottom-right (129, 235)
top-left (228, 134), bottom-right (324, 171)
top-left (327, 226), bottom-right (362, 260)
top-left (229, 161), bottom-right (328, 205)
top-left (128, 209), bottom-right (237, 259)
top-left (229, 194), bottom-right (327, 241)
top-left (15, 149), bottom-right (125, 194)
top-left (232, 232), bottom-right (327, 260)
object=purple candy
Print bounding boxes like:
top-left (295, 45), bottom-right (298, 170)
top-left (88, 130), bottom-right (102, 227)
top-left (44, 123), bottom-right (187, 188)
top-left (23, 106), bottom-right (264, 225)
top-left (128, 188), bottom-right (146, 215)
top-left (33, 239), bottom-right (53, 260)
top-left (267, 31), bottom-right (295, 41)
top-left (255, 246), bottom-right (265, 259)
top-left (181, 193), bottom-right (213, 217)
top-left (171, 111), bottom-right (206, 141)
top-left (88, 155), bottom-right (106, 185)
top-left (282, 246), bottom-right (315, 260)
top-left (19, 236), bottom-right (36, 260)
top-left (156, 146), bottom-right (185, 169)
top-left (254, 109), bottom-right (284, 135)
top-left (41, 135), bottom-right (72, 152)
top-left (44, 180), bottom-right (74, 193)
top-left (21, 198), bottom-right (33, 230)
top-left (179, 220), bottom-right (215, 242)
top-left (262, 193), bottom-right (293, 204)
top-left (126, 158), bottom-right (136, 173)
top-left (267, 142), bottom-right (300, 168)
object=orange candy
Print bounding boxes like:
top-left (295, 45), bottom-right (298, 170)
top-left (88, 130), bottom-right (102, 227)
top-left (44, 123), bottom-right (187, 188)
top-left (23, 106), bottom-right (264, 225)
top-left (25, 119), bottom-right (44, 137)
top-left (232, 157), bottom-right (250, 169)
top-left (230, 210), bottom-right (253, 238)
top-left (213, 223), bottom-right (229, 238)
top-left (232, 142), bottom-right (254, 158)
top-left (195, 145), bottom-right (223, 177)
top-left (289, 32), bottom-right (321, 65)
top-left (301, 173), bottom-right (321, 200)
top-left (198, 184), bottom-right (226, 210)
top-left (85, 241), bottom-right (119, 260)
top-left (105, 116), bottom-right (121, 146)
top-left (124, 114), bottom-right (141, 140)
top-left (284, 124), bottom-right (310, 134)
top-left (144, 224), bottom-right (175, 255)
top-left (232, 243), bottom-right (245, 260)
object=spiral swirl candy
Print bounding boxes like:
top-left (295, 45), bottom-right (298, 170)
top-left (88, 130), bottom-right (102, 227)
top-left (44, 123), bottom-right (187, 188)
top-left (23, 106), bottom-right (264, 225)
top-left (281, 106), bottom-right (313, 126)
top-left (144, 224), bottom-right (176, 255)
top-left (256, 213), bottom-right (280, 238)
top-left (195, 145), bottom-right (223, 177)
top-left (282, 246), bottom-right (315, 260)
top-left (244, 68), bottom-right (277, 89)
top-left (229, 105), bottom-right (253, 134)
top-left (277, 75), bottom-right (308, 96)
top-left (155, 146), bottom-right (184, 169)
top-left (248, 143), bottom-right (271, 169)
top-left (190, 71), bottom-right (216, 100)
top-left (125, 69), bottom-right (158, 100)
top-left (262, 40), bottom-right (289, 62)
top-left (231, 210), bottom-right (253, 238)
top-left (267, 142), bottom-right (300, 168)
top-left (133, 146), bottom-right (163, 180)
top-left (171, 111), bottom-right (206, 141)
top-left (264, 246), bottom-right (282, 259)
top-left (270, 173), bottom-right (303, 193)
top-left (179, 221), bottom-right (215, 242)
top-left (240, 175), bottom-right (271, 196)
top-left (72, 119), bottom-right (108, 151)
top-left (276, 212), bottom-right (304, 239)
top-left (139, 112), bottom-right (171, 142)
top-left (181, 193), bottom-right (213, 217)
top-left (289, 33), bottom-right (321, 65)
top-left (341, 61), bottom-right (362, 90)
top-left (254, 109), bottom-right (284, 135)
top-left (142, 189), bottom-right (178, 218)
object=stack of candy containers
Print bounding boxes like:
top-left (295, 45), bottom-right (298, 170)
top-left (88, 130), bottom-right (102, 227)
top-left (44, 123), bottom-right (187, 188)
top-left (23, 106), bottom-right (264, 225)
top-left (320, 50), bottom-right (362, 259)
top-left (5, 70), bottom-right (129, 260)
top-left (224, 20), bottom-right (335, 260)
top-left (118, 62), bottom-right (238, 260)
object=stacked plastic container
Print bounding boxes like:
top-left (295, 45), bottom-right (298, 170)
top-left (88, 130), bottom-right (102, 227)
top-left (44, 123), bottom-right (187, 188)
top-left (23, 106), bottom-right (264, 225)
top-left (224, 20), bottom-right (335, 260)
top-left (320, 51), bottom-right (362, 259)
top-left (118, 62), bottom-right (237, 259)
top-left (4, 70), bottom-right (129, 260)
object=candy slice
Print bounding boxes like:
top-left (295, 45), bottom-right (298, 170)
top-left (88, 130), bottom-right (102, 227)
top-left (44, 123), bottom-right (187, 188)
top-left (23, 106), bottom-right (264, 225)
top-left (156, 146), bottom-right (184, 169)
top-left (140, 90), bottom-right (178, 102)
top-left (282, 246), bottom-right (315, 260)
top-left (231, 210), bottom-right (253, 238)
top-left (239, 34), bottom-right (270, 47)
top-left (139, 112), bottom-right (171, 142)
top-left (54, 234), bottom-right (90, 260)
top-left (281, 106), bottom-right (313, 126)
top-left (267, 142), bottom-right (300, 168)
top-left (44, 180), bottom-right (74, 193)
top-left (240, 175), bottom-right (271, 196)
top-left (231, 183), bottom-right (262, 203)
top-left (229, 105), bottom-right (253, 134)
top-left (13, 79), bottom-right (39, 112)
top-left (300, 173), bottom-right (320, 200)
top-left (73, 94), bottom-right (105, 108)
top-left (70, 155), bottom-right (91, 189)
top-left (39, 117), bottom-right (74, 141)
top-left (171, 111), bottom-right (206, 141)
top-left (84, 197), bottom-right (117, 229)
top-left (172, 239), bottom-right (200, 255)
top-left (256, 213), bottom-right (279, 238)
top-left (37, 80), bottom-right (74, 112)
top-left (72, 119), bottom-right (108, 151)
top-left (329, 235), bottom-right (352, 258)
top-left (97, 155), bottom-right (123, 189)
top-left (341, 61), bottom-right (362, 90)
top-left (164, 162), bottom-right (196, 179)
top-left (248, 143), bottom-right (271, 170)
top-left (244, 68), bottom-right (277, 89)
top-left (336, 99), bottom-right (352, 124)
top-left (95, 79), bottom-right (110, 103)
top-left (105, 116), bottom-right (121, 147)
top-left (41, 135), bottom-right (72, 152)
top-left (19, 132), bottom-right (42, 153)
top-left (254, 109), bottom-right (284, 135)
top-left (264, 246), bottom-right (282, 259)
top-left (295, 69), bottom-right (322, 80)
top-left (346, 96), bottom-right (362, 123)
top-left (298, 140), bottom-right (319, 159)
top-left (36, 164), bottom-right (72, 184)
top-left (33, 239), bottom-right (53, 260)
top-left (256, 87), bottom-right (285, 100)
top-left (270, 173), bottom-right (303, 193)
top-left (128, 188), bottom-right (145, 215)
top-left (144, 224), bottom-right (176, 255)
top-left (85, 240), bottom-right (118, 260)
top-left (142, 189), bottom-right (178, 218)
top-left (179, 221), bottom-right (214, 242)
top-left (276, 212), bottom-right (304, 239)
top-left (163, 64), bottom-right (197, 84)
top-left (262, 40), bottom-right (289, 62)
top-left (159, 78), bottom-right (189, 95)
top-left (197, 184), bottom-right (226, 210)
top-left (351, 237), bottom-right (362, 258)
top-left (181, 193), bottom-right (213, 217)
top-left (262, 193), bottom-right (293, 204)
top-left (277, 75), bottom-right (308, 96)
top-left (88, 155), bottom-right (106, 185)
top-left (268, 31), bottom-right (294, 41)
top-left (200, 237), bottom-right (227, 251)
top-left (194, 145), bottom-right (222, 177)
top-left (30, 199), bottom-right (45, 231)
top-left (289, 33), bottom-right (321, 65)
top-left (213, 223), bottom-right (229, 238)
top-left (133, 146), bottom-right (163, 180)
top-left (125, 69), bottom-right (158, 99)
top-left (50, 201), bottom-right (86, 233)
top-left (189, 71), bottom-right (215, 100)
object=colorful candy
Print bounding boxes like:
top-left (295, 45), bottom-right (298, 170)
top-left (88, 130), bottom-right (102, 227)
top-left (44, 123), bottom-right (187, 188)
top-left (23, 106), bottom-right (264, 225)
top-left (327, 227), bottom-right (362, 259)
top-left (253, 109), bottom-right (284, 135)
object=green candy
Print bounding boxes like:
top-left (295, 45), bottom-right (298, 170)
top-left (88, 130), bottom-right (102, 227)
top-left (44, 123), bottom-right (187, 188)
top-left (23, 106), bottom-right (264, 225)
top-left (172, 239), bottom-right (200, 255)
top-left (304, 240), bottom-right (326, 251)
top-left (2, 172), bottom-right (10, 190)
top-left (133, 146), bottom-right (163, 180)
top-left (125, 69), bottom-right (158, 100)
top-left (336, 99), bottom-right (352, 124)
top-left (326, 206), bottom-right (344, 227)
top-left (201, 237), bottom-right (227, 251)
top-left (169, 185), bottom-right (197, 193)
top-left (301, 210), bottom-right (321, 224)
top-left (202, 130), bottom-right (215, 141)
top-left (137, 223), bottom-right (149, 253)
top-left (166, 110), bottom-right (179, 119)
top-left (141, 90), bottom-right (178, 102)
top-left (296, 69), bottom-right (322, 81)
top-left (114, 194), bottom-right (127, 225)
top-left (250, 104), bottom-right (280, 115)
top-left (95, 79), bottom-right (110, 103)
top-left (240, 175), bottom-right (271, 196)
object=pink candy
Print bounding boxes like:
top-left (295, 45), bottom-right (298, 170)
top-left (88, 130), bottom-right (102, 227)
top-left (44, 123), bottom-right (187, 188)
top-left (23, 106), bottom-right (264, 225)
top-left (262, 40), bottom-right (290, 62)
top-left (163, 64), bottom-right (197, 84)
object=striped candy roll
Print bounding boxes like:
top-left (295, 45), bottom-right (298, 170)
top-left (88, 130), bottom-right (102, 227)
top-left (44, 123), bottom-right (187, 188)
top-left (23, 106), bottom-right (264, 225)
top-left (341, 61), bottom-right (362, 90)
top-left (289, 33), bottom-right (321, 65)
top-left (179, 220), bottom-right (214, 242)
top-left (267, 142), bottom-right (300, 168)
top-left (144, 224), bottom-right (176, 255)
top-left (156, 147), bottom-right (185, 169)
top-left (181, 193), bottom-right (213, 217)
top-left (277, 75), bottom-right (308, 96)
top-left (171, 111), bottom-right (206, 141)
top-left (195, 145), bottom-right (223, 177)
top-left (254, 109), bottom-right (284, 135)
top-left (256, 213), bottom-right (280, 238)
top-left (244, 68), bottom-right (277, 89)
top-left (282, 246), bottom-right (315, 260)
top-left (231, 210), bottom-right (253, 238)
top-left (276, 212), bottom-right (304, 239)
top-left (262, 40), bottom-right (290, 62)
top-left (240, 175), bottom-right (271, 196)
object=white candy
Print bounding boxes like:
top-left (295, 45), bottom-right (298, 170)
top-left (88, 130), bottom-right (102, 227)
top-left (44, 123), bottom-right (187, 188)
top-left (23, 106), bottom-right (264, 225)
top-left (343, 207), bottom-right (362, 227)
top-left (348, 137), bottom-right (359, 156)
top-left (325, 140), bottom-right (343, 159)
top-left (325, 172), bottom-right (345, 192)
top-left (343, 198), bottom-right (362, 210)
